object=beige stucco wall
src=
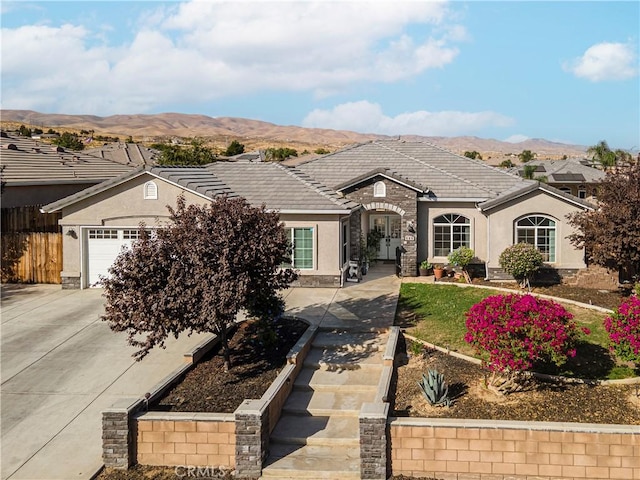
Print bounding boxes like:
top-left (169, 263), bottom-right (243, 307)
top-left (58, 173), bottom-right (346, 286)
top-left (415, 190), bottom-right (588, 272)
top-left (417, 202), bottom-right (487, 266)
top-left (59, 173), bottom-right (207, 280)
top-left (485, 190), bottom-right (587, 270)
top-left (279, 213), bottom-right (345, 277)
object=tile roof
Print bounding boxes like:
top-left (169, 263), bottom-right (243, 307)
top-left (84, 142), bottom-right (160, 165)
top-left (42, 162), bottom-right (359, 214)
top-left (0, 131), bottom-right (135, 185)
top-left (296, 140), bottom-right (528, 201)
top-left (514, 159), bottom-right (606, 184)
top-left (205, 161), bottom-right (359, 212)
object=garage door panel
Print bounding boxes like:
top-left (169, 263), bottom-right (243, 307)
top-left (86, 229), bottom-right (134, 287)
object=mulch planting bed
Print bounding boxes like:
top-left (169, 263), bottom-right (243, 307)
top-left (393, 340), bottom-right (640, 425)
top-left (153, 316), bottom-right (308, 413)
top-left (454, 277), bottom-right (631, 311)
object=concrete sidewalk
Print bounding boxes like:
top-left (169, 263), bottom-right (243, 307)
top-left (1, 284), bottom-right (212, 480)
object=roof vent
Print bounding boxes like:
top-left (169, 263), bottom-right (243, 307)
top-left (52, 146), bottom-right (64, 152)
top-left (0, 131), bottom-right (8, 138)
top-left (33, 148), bottom-right (41, 153)
top-left (6, 143), bottom-right (17, 150)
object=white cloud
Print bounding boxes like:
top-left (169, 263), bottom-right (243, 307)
top-left (302, 101), bottom-right (513, 136)
top-left (1, 1), bottom-right (466, 114)
top-left (503, 134), bottom-right (530, 144)
top-left (564, 42), bottom-right (638, 82)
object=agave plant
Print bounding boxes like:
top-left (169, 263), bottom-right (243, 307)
top-left (418, 369), bottom-right (451, 407)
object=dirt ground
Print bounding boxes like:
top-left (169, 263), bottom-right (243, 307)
top-left (153, 316), bottom-right (308, 412)
top-left (393, 341), bottom-right (640, 425)
top-left (459, 277), bottom-right (631, 310)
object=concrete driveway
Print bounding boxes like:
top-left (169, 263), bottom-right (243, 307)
top-left (1, 284), bottom-right (212, 480)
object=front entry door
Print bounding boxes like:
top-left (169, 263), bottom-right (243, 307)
top-left (370, 215), bottom-right (402, 260)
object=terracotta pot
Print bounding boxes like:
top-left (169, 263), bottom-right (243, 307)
top-left (434, 268), bottom-right (445, 279)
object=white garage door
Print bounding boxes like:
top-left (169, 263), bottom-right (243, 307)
top-left (86, 228), bottom-right (142, 287)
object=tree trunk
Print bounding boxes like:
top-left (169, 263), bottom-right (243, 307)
top-left (220, 326), bottom-right (232, 371)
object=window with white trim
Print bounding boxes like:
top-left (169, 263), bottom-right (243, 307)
top-left (373, 181), bottom-right (386, 197)
top-left (144, 181), bottom-right (158, 200)
top-left (283, 227), bottom-right (314, 269)
top-left (516, 215), bottom-right (556, 262)
top-left (559, 186), bottom-right (571, 194)
top-left (578, 185), bottom-right (587, 199)
top-left (433, 214), bottom-right (470, 257)
top-left (341, 221), bottom-right (349, 264)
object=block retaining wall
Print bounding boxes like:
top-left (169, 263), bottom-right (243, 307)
top-left (390, 417), bottom-right (640, 480)
top-left (136, 413), bottom-right (235, 467)
top-left (103, 322), bottom-right (317, 476)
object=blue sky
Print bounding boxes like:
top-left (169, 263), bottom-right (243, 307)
top-left (1, 1), bottom-right (638, 149)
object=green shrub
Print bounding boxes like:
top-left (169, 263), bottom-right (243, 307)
top-left (499, 243), bottom-right (543, 289)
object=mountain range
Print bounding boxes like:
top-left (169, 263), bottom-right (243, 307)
top-left (0, 109), bottom-right (588, 161)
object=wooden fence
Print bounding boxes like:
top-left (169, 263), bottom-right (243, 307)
top-left (1, 206), bottom-right (61, 233)
top-left (1, 233), bottom-right (62, 284)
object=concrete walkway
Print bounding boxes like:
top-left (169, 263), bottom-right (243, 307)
top-left (283, 263), bottom-right (401, 330)
top-left (263, 263), bottom-right (401, 478)
top-left (1, 284), bottom-right (213, 480)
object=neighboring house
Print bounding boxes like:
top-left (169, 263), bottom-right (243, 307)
top-left (41, 140), bottom-right (594, 289)
top-left (512, 158), bottom-right (606, 202)
top-left (84, 142), bottom-right (160, 166)
top-left (0, 131), bottom-right (136, 208)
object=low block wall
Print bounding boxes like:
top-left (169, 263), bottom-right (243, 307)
top-left (136, 413), bottom-right (235, 467)
top-left (390, 417), bottom-right (640, 480)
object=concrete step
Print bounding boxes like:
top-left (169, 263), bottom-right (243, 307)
top-left (262, 444), bottom-right (360, 479)
top-left (294, 366), bottom-right (381, 392)
top-left (312, 331), bottom-right (387, 352)
top-left (283, 389), bottom-right (376, 416)
top-left (270, 414), bottom-right (359, 446)
top-left (304, 346), bottom-right (383, 370)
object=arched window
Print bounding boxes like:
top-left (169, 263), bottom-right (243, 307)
top-left (433, 214), bottom-right (470, 257)
top-left (144, 181), bottom-right (158, 200)
top-left (516, 215), bottom-right (556, 262)
top-left (578, 185), bottom-right (587, 199)
top-left (559, 186), bottom-right (572, 194)
top-left (373, 181), bottom-right (386, 198)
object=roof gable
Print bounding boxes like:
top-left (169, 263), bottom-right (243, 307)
top-left (333, 167), bottom-right (427, 193)
top-left (296, 140), bottom-right (527, 201)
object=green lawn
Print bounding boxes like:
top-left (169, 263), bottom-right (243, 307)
top-left (396, 283), bottom-right (637, 380)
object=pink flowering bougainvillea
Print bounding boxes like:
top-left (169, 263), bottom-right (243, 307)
top-left (604, 296), bottom-right (640, 363)
top-left (464, 294), bottom-right (586, 373)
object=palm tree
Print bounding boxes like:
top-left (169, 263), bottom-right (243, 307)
top-left (587, 140), bottom-right (616, 171)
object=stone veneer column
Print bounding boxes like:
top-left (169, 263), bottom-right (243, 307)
top-left (359, 402), bottom-right (390, 480)
top-left (349, 208), bottom-right (363, 261)
top-left (234, 399), bottom-right (269, 478)
top-left (345, 179), bottom-right (418, 277)
top-left (102, 399), bottom-right (143, 469)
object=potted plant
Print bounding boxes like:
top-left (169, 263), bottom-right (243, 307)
top-left (433, 264), bottom-right (445, 280)
top-left (419, 260), bottom-right (432, 276)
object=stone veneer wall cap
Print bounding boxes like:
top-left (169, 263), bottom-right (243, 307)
top-left (360, 402), bottom-right (390, 419)
top-left (105, 398), bottom-right (145, 413)
top-left (287, 324), bottom-right (317, 364)
top-left (383, 326), bottom-right (400, 362)
top-left (135, 411), bottom-right (234, 422)
top-left (389, 416), bottom-right (640, 434)
top-left (234, 399), bottom-right (267, 415)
